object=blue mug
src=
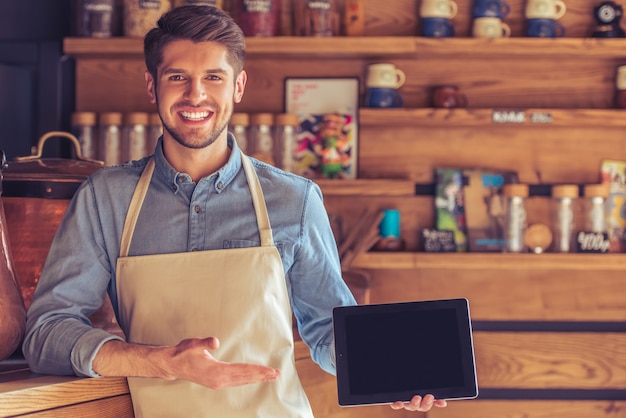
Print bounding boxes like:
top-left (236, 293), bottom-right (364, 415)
top-left (473, 0), bottom-right (510, 18)
top-left (421, 17), bottom-right (456, 37)
top-left (365, 87), bottom-right (403, 108)
top-left (526, 18), bottom-right (566, 37)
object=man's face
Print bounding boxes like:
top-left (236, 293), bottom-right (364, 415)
top-left (145, 39), bottom-right (246, 150)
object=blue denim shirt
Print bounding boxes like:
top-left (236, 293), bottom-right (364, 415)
top-left (23, 134), bottom-right (355, 378)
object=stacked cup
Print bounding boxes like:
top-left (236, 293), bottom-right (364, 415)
top-left (419, 0), bottom-right (457, 37)
top-left (471, 0), bottom-right (511, 38)
top-left (364, 63), bottom-right (406, 108)
top-left (525, 0), bottom-right (567, 37)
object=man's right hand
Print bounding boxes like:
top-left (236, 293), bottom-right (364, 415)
top-left (92, 336), bottom-right (280, 389)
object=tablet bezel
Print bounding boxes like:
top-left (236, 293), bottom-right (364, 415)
top-left (332, 298), bottom-right (478, 406)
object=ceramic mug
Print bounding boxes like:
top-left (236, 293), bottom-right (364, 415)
top-left (421, 17), bottom-right (456, 37)
top-left (473, 0), bottom-right (511, 18)
top-left (526, 18), bottom-right (566, 37)
top-left (420, 0), bottom-right (458, 18)
top-left (366, 63), bottom-right (406, 89)
top-left (525, 0), bottom-right (566, 19)
top-left (472, 16), bottom-right (511, 37)
top-left (365, 87), bottom-right (404, 108)
top-left (431, 85), bottom-right (468, 108)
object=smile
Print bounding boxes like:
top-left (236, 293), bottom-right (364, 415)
top-left (180, 111), bottom-right (211, 121)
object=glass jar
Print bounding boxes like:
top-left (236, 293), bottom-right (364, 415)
top-left (583, 183), bottom-right (609, 233)
top-left (293, 0), bottom-right (340, 37)
top-left (249, 113), bottom-right (275, 165)
top-left (123, 112), bottom-right (149, 162)
top-left (123, 0), bottom-right (171, 37)
top-left (98, 112), bottom-right (123, 166)
top-left (551, 184), bottom-right (578, 252)
top-left (273, 113), bottom-right (299, 172)
top-left (75, 0), bottom-right (116, 38)
top-left (229, 112), bottom-right (250, 153)
top-left (232, 0), bottom-right (280, 36)
top-left (502, 184), bottom-right (529, 253)
top-left (71, 111), bottom-right (98, 160)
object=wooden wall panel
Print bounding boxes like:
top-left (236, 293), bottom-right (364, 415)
top-left (365, 269), bottom-right (626, 321)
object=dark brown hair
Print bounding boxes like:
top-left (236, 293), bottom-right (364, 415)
top-left (144, 6), bottom-right (246, 80)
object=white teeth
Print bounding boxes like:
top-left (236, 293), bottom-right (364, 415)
top-left (181, 111), bottom-right (210, 121)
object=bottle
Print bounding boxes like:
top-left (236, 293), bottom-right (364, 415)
top-left (147, 112), bottom-right (162, 155)
top-left (71, 111), bottom-right (98, 160)
top-left (232, 0), bottom-right (280, 36)
top-left (502, 184), bottom-right (529, 253)
top-left (75, 0), bottom-right (116, 38)
top-left (123, 112), bottom-right (149, 162)
top-left (229, 112), bottom-right (250, 153)
top-left (273, 113), bottom-right (299, 172)
top-left (123, 0), bottom-right (171, 38)
top-left (583, 184), bottom-right (609, 233)
top-left (249, 113), bottom-right (275, 165)
top-left (551, 184), bottom-right (578, 253)
top-left (293, 0), bottom-right (339, 37)
top-left (98, 112), bottom-right (123, 166)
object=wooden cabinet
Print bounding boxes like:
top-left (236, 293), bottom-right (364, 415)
top-left (62, 0), bottom-right (626, 417)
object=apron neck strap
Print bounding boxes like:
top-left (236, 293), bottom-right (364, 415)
top-left (119, 150), bottom-right (274, 258)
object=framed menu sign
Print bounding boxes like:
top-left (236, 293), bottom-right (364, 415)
top-left (284, 78), bottom-right (359, 179)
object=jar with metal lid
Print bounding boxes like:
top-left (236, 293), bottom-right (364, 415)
top-left (229, 113), bottom-right (249, 153)
top-left (98, 112), bottom-right (123, 166)
top-left (123, 112), bottom-right (149, 162)
top-left (249, 113), bottom-right (275, 165)
top-left (551, 184), bottom-right (578, 252)
top-left (71, 112), bottom-right (98, 160)
top-left (293, 0), bottom-right (340, 36)
top-left (502, 183), bottom-right (529, 253)
top-left (232, 0), bottom-right (280, 36)
top-left (273, 113), bottom-right (299, 172)
top-left (75, 0), bottom-right (116, 38)
top-left (123, 0), bottom-right (171, 37)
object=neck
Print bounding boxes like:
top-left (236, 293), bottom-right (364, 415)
top-left (162, 135), bottom-right (231, 183)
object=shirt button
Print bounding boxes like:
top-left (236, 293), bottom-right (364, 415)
top-left (217, 182), bottom-right (223, 190)
top-left (178, 176), bottom-right (185, 183)
top-left (194, 205), bottom-right (201, 213)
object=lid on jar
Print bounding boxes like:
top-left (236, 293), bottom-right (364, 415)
top-left (125, 112), bottom-right (149, 126)
top-left (551, 184), bottom-right (579, 199)
top-left (250, 113), bottom-right (275, 126)
top-left (72, 112), bottom-right (97, 126)
top-left (149, 113), bottom-right (162, 126)
top-left (502, 184), bottom-right (529, 197)
top-left (274, 113), bottom-right (299, 126)
top-left (583, 183), bottom-right (610, 198)
top-left (230, 113), bottom-right (250, 126)
top-left (98, 112), bottom-right (123, 125)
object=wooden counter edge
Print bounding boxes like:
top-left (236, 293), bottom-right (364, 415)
top-left (0, 369), bottom-right (129, 417)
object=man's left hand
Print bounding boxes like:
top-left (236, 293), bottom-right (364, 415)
top-left (389, 394), bottom-right (447, 412)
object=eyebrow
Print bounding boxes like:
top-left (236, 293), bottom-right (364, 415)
top-left (161, 68), bottom-right (229, 76)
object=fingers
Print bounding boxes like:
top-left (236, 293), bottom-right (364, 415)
top-left (389, 394), bottom-right (447, 411)
top-left (208, 362), bottom-right (280, 389)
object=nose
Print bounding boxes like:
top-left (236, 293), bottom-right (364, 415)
top-left (185, 79), bottom-right (207, 104)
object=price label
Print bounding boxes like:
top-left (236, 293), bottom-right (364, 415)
top-left (576, 231), bottom-right (610, 253)
top-left (423, 229), bottom-right (457, 252)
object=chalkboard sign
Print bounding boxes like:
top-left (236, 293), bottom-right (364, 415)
top-left (576, 231), bottom-right (610, 253)
top-left (423, 229), bottom-right (457, 252)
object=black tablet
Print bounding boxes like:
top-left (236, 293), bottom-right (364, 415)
top-left (332, 298), bottom-right (478, 406)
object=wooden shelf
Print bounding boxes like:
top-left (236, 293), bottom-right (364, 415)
top-left (359, 108), bottom-right (626, 127)
top-left (351, 252), bottom-right (626, 270)
top-left (314, 179), bottom-right (414, 196)
top-left (63, 36), bottom-right (626, 59)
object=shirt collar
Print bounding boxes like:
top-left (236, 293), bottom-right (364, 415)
top-left (152, 133), bottom-right (243, 194)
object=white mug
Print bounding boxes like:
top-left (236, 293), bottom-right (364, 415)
top-left (472, 16), bottom-right (511, 37)
top-left (420, 0), bottom-right (458, 18)
top-left (366, 63), bottom-right (406, 89)
top-left (525, 0), bottom-right (566, 19)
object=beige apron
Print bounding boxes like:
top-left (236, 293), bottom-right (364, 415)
top-left (116, 152), bottom-right (313, 417)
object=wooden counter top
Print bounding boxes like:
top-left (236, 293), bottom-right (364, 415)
top-left (0, 359), bottom-right (131, 417)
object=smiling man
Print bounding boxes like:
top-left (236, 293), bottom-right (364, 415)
top-left (22, 6), bottom-right (445, 417)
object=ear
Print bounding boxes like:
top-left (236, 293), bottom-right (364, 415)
top-left (234, 70), bottom-right (247, 104)
top-left (145, 71), bottom-right (156, 104)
